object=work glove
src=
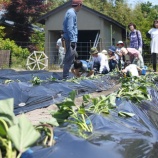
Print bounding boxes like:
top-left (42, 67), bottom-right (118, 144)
top-left (71, 42), bottom-right (76, 50)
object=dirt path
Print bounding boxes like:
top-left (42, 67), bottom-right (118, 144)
top-left (22, 83), bottom-right (121, 125)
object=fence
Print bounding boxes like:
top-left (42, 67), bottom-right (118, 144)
top-left (0, 50), bottom-right (11, 68)
top-left (14, 41), bottom-right (153, 67)
top-left (46, 42), bottom-right (152, 66)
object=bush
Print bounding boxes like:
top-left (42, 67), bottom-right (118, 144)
top-left (0, 38), bottom-right (30, 68)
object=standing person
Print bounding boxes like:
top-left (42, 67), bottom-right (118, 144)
top-left (120, 47), bottom-right (144, 68)
top-left (128, 23), bottom-right (143, 54)
top-left (56, 31), bottom-right (65, 68)
top-left (147, 19), bottom-right (158, 72)
top-left (89, 47), bottom-right (109, 74)
top-left (62, 0), bottom-right (83, 79)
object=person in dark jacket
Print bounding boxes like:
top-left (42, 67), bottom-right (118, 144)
top-left (108, 46), bottom-right (119, 72)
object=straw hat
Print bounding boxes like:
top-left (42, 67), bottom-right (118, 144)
top-left (89, 47), bottom-right (98, 54)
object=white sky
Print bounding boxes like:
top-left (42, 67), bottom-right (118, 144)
top-left (127, 0), bottom-right (158, 6)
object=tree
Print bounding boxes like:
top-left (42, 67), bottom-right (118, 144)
top-left (4, 0), bottom-right (51, 43)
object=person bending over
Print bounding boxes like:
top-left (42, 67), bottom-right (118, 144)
top-left (71, 60), bottom-right (94, 78)
top-left (121, 61), bottom-right (142, 77)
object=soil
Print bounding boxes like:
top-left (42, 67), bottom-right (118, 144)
top-left (21, 83), bottom-right (121, 125)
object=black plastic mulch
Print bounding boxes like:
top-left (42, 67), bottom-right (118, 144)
top-left (0, 69), bottom-right (116, 114)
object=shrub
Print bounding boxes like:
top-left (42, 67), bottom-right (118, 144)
top-left (0, 38), bottom-right (30, 68)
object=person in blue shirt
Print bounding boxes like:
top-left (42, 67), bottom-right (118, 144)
top-left (71, 60), bottom-right (94, 78)
top-left (62, 0), bottom-right (83, 79)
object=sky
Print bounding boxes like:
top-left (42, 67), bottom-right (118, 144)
top-left (127, 0), bottom-right (158, 7)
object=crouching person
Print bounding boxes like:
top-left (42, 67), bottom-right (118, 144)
top-left (108, 46), bottom-right (119, 71)
top-left (121, 61), bottom-right (142, 77)
top-left (89, 47), bottom-right (110, 74)
top-left (71, 60), bottom-right (94, 78)
top-left (120, 47), bottom-right (144, 68)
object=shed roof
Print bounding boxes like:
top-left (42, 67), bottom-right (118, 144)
top-left (37, 1), bottom-right (125, 29)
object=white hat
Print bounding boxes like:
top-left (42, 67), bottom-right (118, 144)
top-left (117, 41), bottom-right (124, 46)
top-left (101, 50), bottom-right (108, 55)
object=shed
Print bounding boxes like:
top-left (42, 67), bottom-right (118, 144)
top-left (37, 1), bottom-right (126, 66)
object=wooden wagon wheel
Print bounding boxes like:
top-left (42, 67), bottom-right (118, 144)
top-left (26, 51), bottom-right (48, 70)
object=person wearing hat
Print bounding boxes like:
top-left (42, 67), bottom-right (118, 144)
top-left (120, 47), bottom-right (144, 68)
top-left (101, 49), bottom-right (110, 72)
top-left (71, 60), bottom-right (94, 78)
top-left (116, 41), bottom-right (125, 70)
top-left (108, 46), bottom-right (119, 72)
top-left (89, 47), bottom-right (109, 74)
top-left (128, 23), bottom-right (143, 54)
top-left (62, 0), bottom-right (83, 79)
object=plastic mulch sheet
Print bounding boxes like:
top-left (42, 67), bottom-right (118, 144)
top-left (1, 69), bottom-right (158, 157)
top-left (0, 69), bottom-right (116, 114)
top-left (31, 92), bottom-right (158, 158)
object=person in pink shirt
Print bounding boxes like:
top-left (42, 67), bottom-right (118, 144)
top-left (120, 47), bottom-right (144, 68)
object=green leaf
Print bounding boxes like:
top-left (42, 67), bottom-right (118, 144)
top-left (56, 99), bottom-right (76, 109)
top-left (78, 108), bottom-right (86, 114)
top-left (8, 115), bottom-right (40, 154)
top-left (0, 98), bottom-right (17, 126)
top-left (53, 111), bottom-right (71, 123)
top-left (0, 118), bottom-right (8, 137)
top-left (68, 90), bottom-right (76, 101)
top-left (40, 118), bottom-right (59, 127)
top-left (83, 94), bottom-right (91, 103)
top-left (118, 111), bottom-right (135, 117)
top-left (108, 95), bottom-right (116, 107)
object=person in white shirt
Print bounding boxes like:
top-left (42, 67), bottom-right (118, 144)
top-left (147, 19), bottom-right (158, 72)
top-left (56, 31), bottom-right (65, 68)
top-left (121, 61), bottom-right (142, 77)
top-left (101, 49), bottom-right (110, 72)
top-left (89, 47), bottom-right (110, 74)
top-left (116, 41), bottom-right (125, 70)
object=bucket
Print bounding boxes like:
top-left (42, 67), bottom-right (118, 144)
top-left (141, 66), bottom-right (148, 75)
top-left (142, 69), bottom-right (146, 75)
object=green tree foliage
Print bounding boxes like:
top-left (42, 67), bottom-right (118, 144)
top-left (0, 26), bottom-right (6, 38)
top-left (0, 38), bottom-right (30, 67)
top-left (30, 30), bottom-right (45, 51)
top-left (48, 0), bottom-right (68, 10)
top-left (84, 0), bottom-right (157, 51)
